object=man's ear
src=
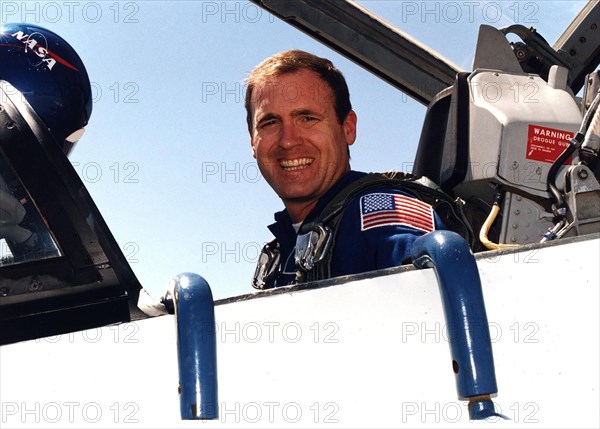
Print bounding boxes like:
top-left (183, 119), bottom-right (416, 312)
top-left (344, 110), bottom-right (357, 146)
top-left (250, 138), bottom-right (257, 159)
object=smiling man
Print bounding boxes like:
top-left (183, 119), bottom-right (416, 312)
top-left (246, 50), bottom-right (443, 288)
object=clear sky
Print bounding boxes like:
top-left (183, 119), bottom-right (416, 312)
top-left (0, 0), bottom-right (585, 300)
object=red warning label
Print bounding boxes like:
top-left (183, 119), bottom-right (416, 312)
top-left (526, 124), bottom-right (574, 164)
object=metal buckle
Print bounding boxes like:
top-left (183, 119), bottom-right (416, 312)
top-left (294, 223), bottom-right (333, 272)
top-left (252, 240), bottom-right (280, 289)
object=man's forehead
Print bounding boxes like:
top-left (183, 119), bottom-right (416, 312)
top-left (251, 70), bottom-right (335, 107)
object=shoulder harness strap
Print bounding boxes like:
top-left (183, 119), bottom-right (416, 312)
top-left (294, 172), bottom-right (475, 282)
top-left (252, 238), bottom-right (280, 290)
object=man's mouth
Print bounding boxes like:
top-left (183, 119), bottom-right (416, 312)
top-left (280, 158), bottom-right (314, 171)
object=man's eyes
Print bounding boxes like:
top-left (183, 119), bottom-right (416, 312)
top-left (299, 115), bottom-right (319, 125)
top-left (257, 115), bottom-right (319, 130)
top-left (258, 119), bottom-right (278, 129)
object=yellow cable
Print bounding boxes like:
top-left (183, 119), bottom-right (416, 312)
top-left (479, 203), bottom-right (519, 250)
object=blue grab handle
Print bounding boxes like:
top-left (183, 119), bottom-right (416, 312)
top-left (410, 231), bottom-right (503, 420)
top-left (174, 273), bottom-right (218, 420)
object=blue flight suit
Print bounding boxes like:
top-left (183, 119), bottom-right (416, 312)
top-left (267, 170), bottom-right (444, 286)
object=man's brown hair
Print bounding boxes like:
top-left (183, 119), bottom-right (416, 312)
top-left (245, 50), bottom-right (352, 133)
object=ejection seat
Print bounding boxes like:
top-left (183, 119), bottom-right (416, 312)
top-left (412, 25), bottom-right (594, 249)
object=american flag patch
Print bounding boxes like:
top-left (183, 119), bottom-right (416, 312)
top-left (360, 193), bottom-right (435, 232)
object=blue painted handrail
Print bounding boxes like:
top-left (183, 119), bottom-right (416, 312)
top-left (410, 231), bottom-right (504, 420)
top-left (173, 273), bottom-right (218, 420)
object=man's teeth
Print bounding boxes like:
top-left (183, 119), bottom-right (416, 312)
top-left (280, 158), bottom-right (313, 170)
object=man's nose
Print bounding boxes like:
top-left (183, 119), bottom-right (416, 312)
top-left (278, 122), bottom-right (302, 149)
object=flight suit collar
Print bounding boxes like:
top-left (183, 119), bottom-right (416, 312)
top-left (268, 170), bottom-right (367, 242)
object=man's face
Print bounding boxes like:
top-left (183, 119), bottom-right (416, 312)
top-left (250, 69), bottom-right (356, 215)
